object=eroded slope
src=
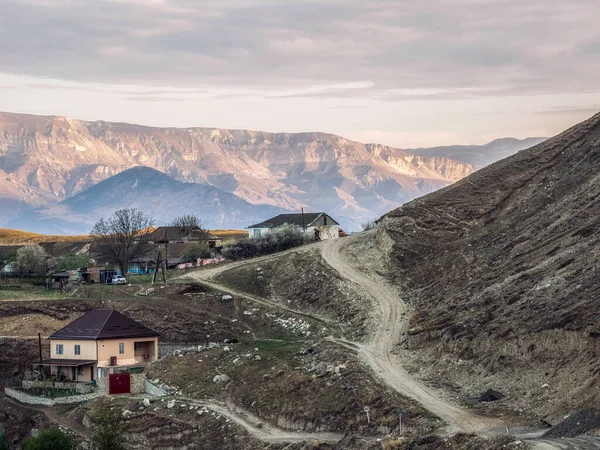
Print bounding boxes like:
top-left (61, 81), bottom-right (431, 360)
top-left (379, 112), bottom-right (600, 422)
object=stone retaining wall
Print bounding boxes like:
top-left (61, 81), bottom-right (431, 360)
top-left (96, 376), bottom-right (108, 394)
top-left (159, 343), bottom-right (204, 357)
top-left (5, 387), bottom-right (101, 406)
top-left (131, 372), bottom-right (146, 394)
top-left (145, 380), bottom-right (170, 397)
top-left (22, 380), bottom-right (94, 394)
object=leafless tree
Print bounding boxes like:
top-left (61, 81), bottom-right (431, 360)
top-left (170, 214), bottom-right (204, 240)
top-left (90, 209), bottom-right (155, 276)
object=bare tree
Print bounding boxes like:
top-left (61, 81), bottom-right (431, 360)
top-left (90, 209), bottom-right (155, 276)
top-left (170, 214), bottom-right (204, 240)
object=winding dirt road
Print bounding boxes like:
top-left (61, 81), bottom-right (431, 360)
top-left (187, 238), bottom-right (504, 435)
top-left (179, 397), bottom-right (344, 444)
top-left (527, 438), bottom-right (600, 449)
top-left (321, 237), bottom-right (505, 434)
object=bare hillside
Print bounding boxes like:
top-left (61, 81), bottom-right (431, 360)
top-left (377, 112), bottom-right (600, 422)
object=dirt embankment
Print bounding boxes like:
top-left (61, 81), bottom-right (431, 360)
top-left (213, 249), bottom-right (373, 339)
top-left (373, 112), bottom-right (600, 423)
top-left (150, 340), bottom-right (438, 437)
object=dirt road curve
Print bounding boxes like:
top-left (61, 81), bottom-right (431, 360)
top-left (321, 237), bottom-right (505, 434)
top-left (527, 438), bottom-right (600, 449)
top-left (180, 397), bottom-right (344, 444)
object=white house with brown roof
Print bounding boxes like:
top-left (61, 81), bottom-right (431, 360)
top-left (43, 309), bottom-right (159, 382)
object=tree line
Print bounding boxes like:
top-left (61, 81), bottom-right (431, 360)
top-left (1, 208), bottom-right (323, 278)
top-left (0, 210), bottom-right (208, 279)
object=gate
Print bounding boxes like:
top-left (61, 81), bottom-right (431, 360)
top-left (108, 373), bottom-right (131, 395)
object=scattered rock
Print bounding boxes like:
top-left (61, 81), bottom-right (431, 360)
top-left (479, 389), bottom-right (504, 403)
top-left (142, 398), bottom-right (151, 407)
top-left (221, 295), bottom-right (233, 302)
top-left (167, 400), bottom-right (176, 409)
top-left (254, 355), bottom-right (262, 361)
top-left (213, 374), bottom-right (231, 383)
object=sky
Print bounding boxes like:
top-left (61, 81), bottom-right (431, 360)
top-left (1, 0), bottom-right (599, 148)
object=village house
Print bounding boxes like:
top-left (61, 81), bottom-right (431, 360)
top-left (41, 309), bottom-right (159, 382)
top-left (248, 212), bottom-right (341, 240)
top-left (144, 226), bottom-right (222, 248)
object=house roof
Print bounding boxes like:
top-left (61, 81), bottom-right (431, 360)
top-left (248, 213), bottom-right (338, 229)
top-left (51, 272), bottom-right (71, 277)
top-left (130, 242), bottom-right (200, 264)
top-left (144, 227), bottom-right (218, 243)
top-left (49, 309), bottom-right (159, 341)
top-left (39, 358), bottom-right (97, 366)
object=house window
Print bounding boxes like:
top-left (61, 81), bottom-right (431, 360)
top-left (253, 229), bottom-right (262, 238)
top-left (119, 343), bottom-right (125, 354)
top-left (74, 344), bottom-right (81, 355)
top-left (56, 344), bottom-right (64, 355)
top-left (134, 342), bottom-right (142, 351)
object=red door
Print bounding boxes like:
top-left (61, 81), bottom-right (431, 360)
top-left (108, 373), bottom-right (131, 395)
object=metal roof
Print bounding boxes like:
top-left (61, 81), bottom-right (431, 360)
top-left (39, 359), bottom-right (97, 366)
top-left (49, 309), bottom-right (159, 341)
top-left (248, 213), bottom-right (339, 229)
top-left (143, 227), bottom-right (218, 242)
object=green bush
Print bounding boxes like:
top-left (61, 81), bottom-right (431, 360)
top-left (91, 408), bottom-right (129, 450)
top-left (22, 429), bottom-right (73, 450)
top-left (221, 224), bottom-right (312, 260)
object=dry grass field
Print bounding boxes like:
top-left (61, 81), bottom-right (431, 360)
top-left (0, 228), bottom-right (89, 245)
top-left (0, 228), bottom-right (248, 245)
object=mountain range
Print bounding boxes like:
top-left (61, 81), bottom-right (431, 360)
top-left (0, 111), bottom-right (544, 233)
top-left (407, 136), bottom-right (546, 168)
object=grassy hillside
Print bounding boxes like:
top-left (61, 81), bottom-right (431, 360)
top-left (0, 228), bottom-right (89, 245)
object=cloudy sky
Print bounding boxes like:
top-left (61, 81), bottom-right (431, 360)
top-left (1, 0), bottom-right (599, 147)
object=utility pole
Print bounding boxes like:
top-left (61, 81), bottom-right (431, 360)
top-left (397, 409), bottom-right (403, 436)
top-left (38, 333), bottom-right (43, 363)
top-left (151, 247), bottom-right (161, 285)
top-left (301, 207), bottom-right (306, 232)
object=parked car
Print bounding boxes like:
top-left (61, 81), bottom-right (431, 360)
top-left (111, 275), bottom-right (127, 285)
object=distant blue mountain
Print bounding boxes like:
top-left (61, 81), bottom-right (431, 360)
top-left (8, 167), bottom-right (285, 234)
